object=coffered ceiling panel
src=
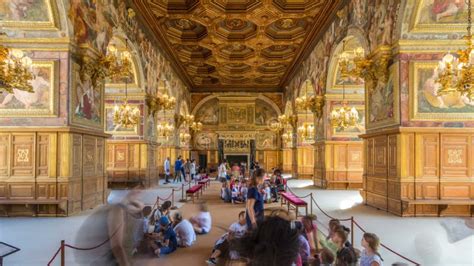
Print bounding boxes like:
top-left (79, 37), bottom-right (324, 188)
top-left (133, 0), bottom-right (342, 92)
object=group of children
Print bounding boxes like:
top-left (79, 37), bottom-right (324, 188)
top-left (220, 169), bottom-right (287, 204)
top-left (136, 201), bottom-right (212, 258)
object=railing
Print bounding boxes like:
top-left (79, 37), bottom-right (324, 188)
top-left (47, 179), bottom-right (206, 265)
top-left (285, 185), bottom-right (420, 265)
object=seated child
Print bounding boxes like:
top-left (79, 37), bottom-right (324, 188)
top-left (146, 216), bottom-right (178, 257)
top-left (313, 248), bottom-right (335, 266)
top-left (173, 212), bottom-right (196, 247)
top-left (221, 181), bottom-right (231, 203)
top-left (206, 211), bottom-right (247, 265)
top-left (151, 200), bottom-right (172, 226)
top-left (191, 202), bottom-right (212, 234)
top-left (231, 181), bottom-right (243, 204)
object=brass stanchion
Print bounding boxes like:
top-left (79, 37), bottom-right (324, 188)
top-left (60, 240), bottom-right (65, 266)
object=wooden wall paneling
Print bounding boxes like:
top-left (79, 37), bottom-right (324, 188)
top-left (0, 133), bottom-right (10, 178)
top-left (11, 133), bottom-right (35, 178)
top-left (69, 134), bottom-right (82, 214)
top-left (415, 133), bottom-right (439, 201)
top-left (96, 138), bottom-right (105, 205)
top-left (82, 136), bottom-right (97, 210)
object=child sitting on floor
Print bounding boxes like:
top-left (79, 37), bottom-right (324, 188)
top-left (191, 202), bottom-right (212, 234)
top-left (206, 211), bottom-right (247, 265)
top-left (231, 180), bottom-right (243, 204)
top-left (221, 181), bottom-right (231, 203)
top-left (156, 216), bottom-right (178, 257)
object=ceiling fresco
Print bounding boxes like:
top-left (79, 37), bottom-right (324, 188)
top-left (132, 0), bottom-right (342, 92)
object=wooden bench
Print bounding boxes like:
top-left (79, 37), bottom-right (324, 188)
top-left (0, 199), bottom-right (66, 217)
top-left (280, 192), bottom-right (308, 218)
top-left (198, 178), bottom-right (210, 190)
top-left (401, 199), bottom-right (474, 216)
top-left (186, 184), bottom-right (203, 203)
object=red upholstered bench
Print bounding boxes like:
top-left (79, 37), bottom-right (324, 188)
top-left (186, 184), bottom-right (203, 203)
top-left (280, 192), bottom-right (308, 218)
top-left (198, 178), bottom-right (210, 189)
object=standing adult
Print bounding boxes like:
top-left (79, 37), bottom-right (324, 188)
top-left (174, 156), bottom-right (183, 183)
top-left (245, 168), bottom-right (265, 230)
top-left (218, 160), bottom-right (227, 182)
top-left (184, 159), bottom-right (191, 181)
top-left (164, 157), bottom-right (171, 184)
top-left (180, 158), bottom-right (186, 182)
top-left (190, 159), bottom-right (197, 181)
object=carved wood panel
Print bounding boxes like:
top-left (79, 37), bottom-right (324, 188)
top-left (11, 134), bottom-right (35, 177)
top-left (441, 135), bottom-right (469, 178)
top-left (0, 134), bottom-right (10, 177)
top-left (36, 134), bottom-right (49, 177)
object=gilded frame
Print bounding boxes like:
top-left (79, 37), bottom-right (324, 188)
top-left (331, 104), bottom-right (365, 138)
top-left (410, 0), bottom-right (470, 33)
top-left (409, 61), bottom-right (474, 121)
top-left (365, 62), bottom-right (400, 131)
top-left (70, 62), bottom-right (104, 129)
top-left (0, 60), bottom-right (58, 117)
top-left (0, 0), bottom-right (59, 30)
top-left (104, 104), bottom-right (140, 135)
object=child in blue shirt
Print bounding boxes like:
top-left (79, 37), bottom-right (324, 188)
top-left (156, 216), bottom-right (178, 257)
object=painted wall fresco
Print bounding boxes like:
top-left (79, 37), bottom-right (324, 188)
top-left (0, 0), bottom-right (49, 21)
top-left (410, 61), bottom-right (474, 121)
top-left (0, 61), bottom-right (56, 116)
top-left (256, 131), bottom-right (277, 149)
top-left (195, 98), bottom-right (219, 125)
top-left (255, 99), bottom-right (278, 126)
top-left (194, 132), bottom-right (217, 150)
top-left (331, 103), bottom-right (365, 138)
top-left (67, 0), bottom-right (188, 130)
top-left (71, 63), bottom-right (102, 127)
top-left (417, 0), bottom-right (467, 24)
top-left (104, 105), bottom-right (139, 135)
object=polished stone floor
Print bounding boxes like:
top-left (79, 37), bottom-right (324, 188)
top-left (0, 179), bottom-right (473, 265)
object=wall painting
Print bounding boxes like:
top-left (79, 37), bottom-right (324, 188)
top-left (0, 61), bottom-right (57, 117)
top-left (0, 0), bottom-right (57, 29)
top-left (410, 61), bottom-right (474, 120)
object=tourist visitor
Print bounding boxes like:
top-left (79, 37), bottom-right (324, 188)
top-left (164, 157), bottom-right (171, 184)
top-left (245, 168), bottom-right (265, 229)
top-left (190, 202), bottom-right (212, 234)
top-left (221, 181), bottom-right (232, 203)
top-left (313, 248), bottom-right (335, 266)
top-left (151, 201), bottom-right (172, 226)
top-left (172, 212), bottom-right (196, 248)
top-left (174, 156), bottom-right (183, 183)
top-left (218, 160), bottom-right (228, 182)
top-left (180, 158), bottom-right (186, 181)
top-left (333, 226), bottom-right (358, 266)
top-left (156, 216), bottom-right (178, 257)
top-left (190, 159), bottom-right (197, 180)
top-left (301, 214), bottom-right (319, 252)
top-left (360, 232), bottom-right (383, 266)
top-left (184, 159), bottom-right (191, 181)
top-left (231, 180), bottom-right (244, 204)
top-left (295, 221), bottom-right (311, 266)
top-left (205, 211), bottom-right (247, 265)
top-left (232, 215), bottom-right (300, 265)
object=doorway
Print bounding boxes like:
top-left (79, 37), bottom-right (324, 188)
top-left (225, 154), bottom-right (248, 167)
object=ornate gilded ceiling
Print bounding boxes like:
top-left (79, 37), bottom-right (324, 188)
top-left (133, 0), bottom-right (342, 92)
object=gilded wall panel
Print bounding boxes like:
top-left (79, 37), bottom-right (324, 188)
top-left (36, 134), bottom-right (49, 177)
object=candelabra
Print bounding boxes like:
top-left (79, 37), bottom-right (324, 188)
top-left (435, 0), bottom-right (474, 100)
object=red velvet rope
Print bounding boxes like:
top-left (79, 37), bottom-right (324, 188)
top-left (352, 219), bottom-right (420, 265)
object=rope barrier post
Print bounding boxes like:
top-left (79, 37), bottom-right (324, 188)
top-left (181, 183), bottom-right (184, 201)
top-left (60, 240), bottom-right (65, 266)
top-left (350, 216), bottom-right (354, 245)
top-left (310, 193), bottom-right (313, 214)
top-left (171, 189), bottom-right (175, 208)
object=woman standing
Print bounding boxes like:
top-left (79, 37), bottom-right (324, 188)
top-left (245, 168), bottom-right (265, 229)
top-left (360, 233), bottom-right (383, 266)
top-left (190, 159), bottom-right (197, 181)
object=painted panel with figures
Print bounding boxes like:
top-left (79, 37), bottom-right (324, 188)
top-left (0, 0), bottom-right (57, 29)
top-left (409, 61), bottom-right (474, 121)
top-left (0, 61), bottom-right (57, 117)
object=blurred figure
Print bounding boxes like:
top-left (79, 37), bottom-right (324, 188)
top-left (191, 202), bottom-right (212, 234)
top-left (164, 157), bottom-right (171, 184)
top-left (74, 190), bottom-right (144, 266)
top-left (173, 212), bottom-right (196, 247)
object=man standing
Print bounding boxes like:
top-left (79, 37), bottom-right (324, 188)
top-left (174, 156), bottom-right (183, 183)
top-left (164, 157), bottom-right (171, 184)
top-left (218, 160), bottom-right (227, 182)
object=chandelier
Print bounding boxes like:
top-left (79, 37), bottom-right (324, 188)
top-left (146, 92), bottom-right (176, 117)
top-left (435, 0), bottom-right (474, 100)
top-left (190, 121), bottom-right (203, 132)
top-left (112, 39), bottom-right (140, 128)
top-left (157, 121), bottom-right (174, 139)
top-left (330, 40), bottom-right (360, 130)
top-left (282, 131), bottom-right (293, 145)
top-left (297, 123), bottom-right (314, 140)
top-left (105, 43), bottom-right (133, 80)
top-left (180, 132), bottom-right (191, 143)
top-left (0, 35), bottom-right (34, 94)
